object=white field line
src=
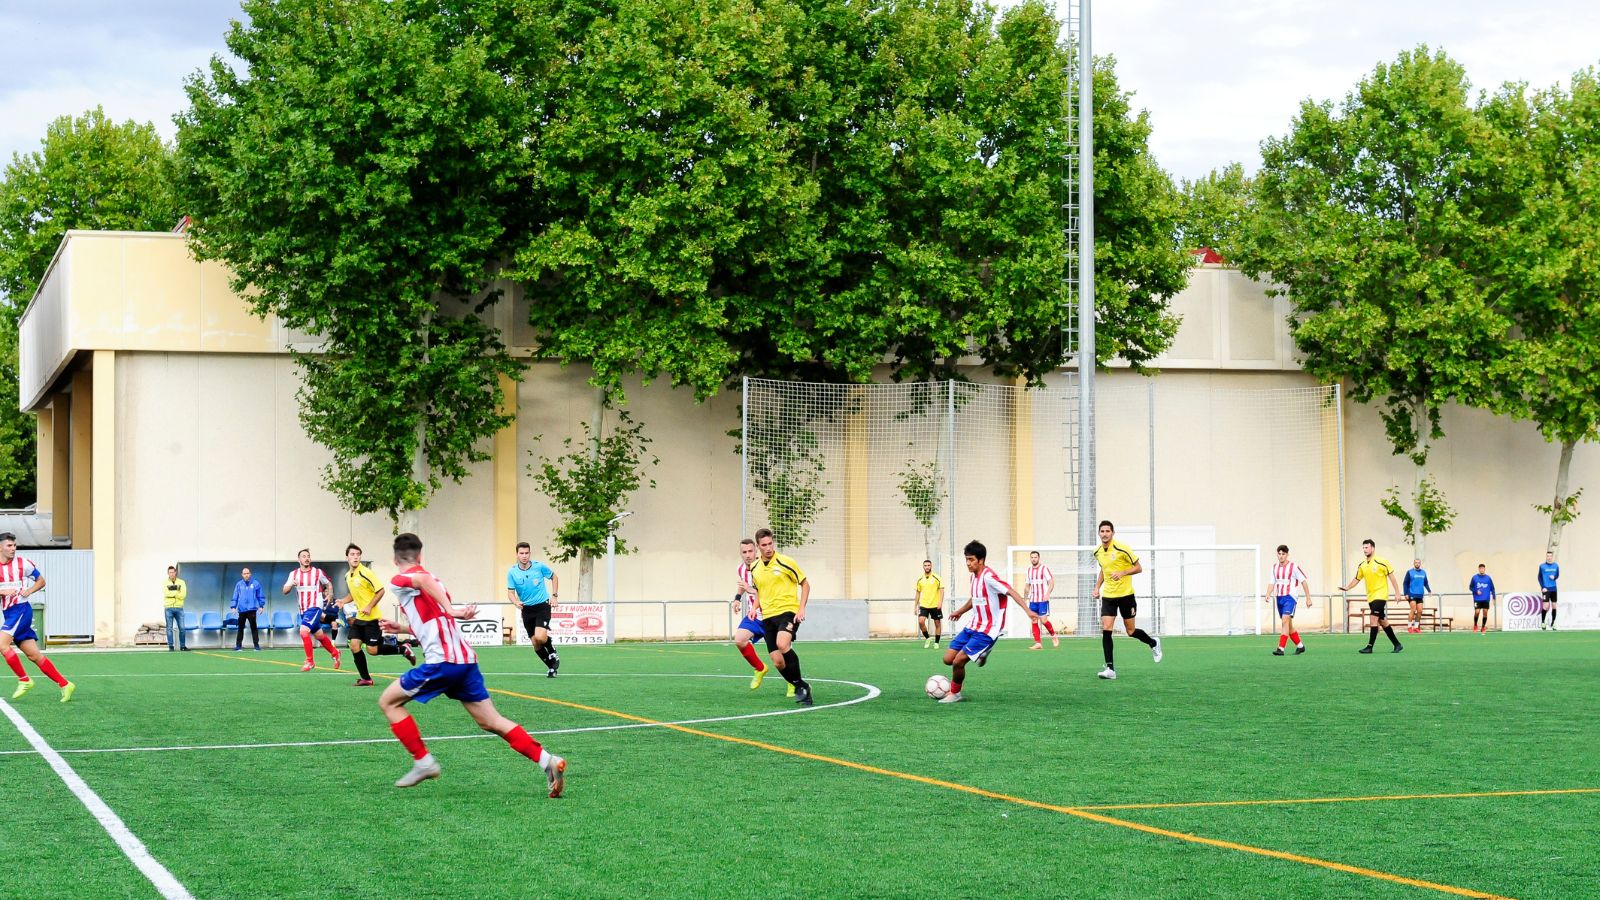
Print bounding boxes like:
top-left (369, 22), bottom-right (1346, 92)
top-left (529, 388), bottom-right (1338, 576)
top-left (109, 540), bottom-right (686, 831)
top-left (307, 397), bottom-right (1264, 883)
top-left (0, 674), bottom-right (881, 757)
top-left (0, 698), bottom-right (195, 899)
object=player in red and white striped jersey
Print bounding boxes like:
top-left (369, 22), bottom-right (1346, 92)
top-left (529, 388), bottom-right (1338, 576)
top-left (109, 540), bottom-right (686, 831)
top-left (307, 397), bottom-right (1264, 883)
top-left (378, 532), bottom-right (566, 796)
top-left (1025, 551), bottom-right (1059, 650)
top-left (729, 538), bottom-right (769, 690)
top-left (938, 540), bottom-right (1036, 703)
top-left (1266, 544), bottom-right (1311, 655)
top-left (0, 532), bottom-right (75, 701)
top-left (283, 549), bottom-right (340, 672)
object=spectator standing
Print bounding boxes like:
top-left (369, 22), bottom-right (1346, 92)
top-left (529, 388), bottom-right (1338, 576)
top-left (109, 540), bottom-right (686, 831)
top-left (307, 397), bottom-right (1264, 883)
top-left (231, 567), bottom-right (267, 650)
top-left (163, 565), bottom-right (189, 651)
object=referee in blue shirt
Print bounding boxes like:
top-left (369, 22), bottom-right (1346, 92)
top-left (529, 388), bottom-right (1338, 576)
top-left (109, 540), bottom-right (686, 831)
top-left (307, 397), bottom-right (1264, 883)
top-left (508, 542), bottom-right (561, 676)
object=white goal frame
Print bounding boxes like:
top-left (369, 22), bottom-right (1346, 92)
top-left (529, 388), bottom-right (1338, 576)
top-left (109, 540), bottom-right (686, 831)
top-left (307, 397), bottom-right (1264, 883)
top-left (1007, 544), bottom-right (1264, 637)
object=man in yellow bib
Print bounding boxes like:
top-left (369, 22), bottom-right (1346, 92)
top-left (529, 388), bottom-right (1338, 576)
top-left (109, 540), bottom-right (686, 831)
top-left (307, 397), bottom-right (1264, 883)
top-left (914, 560), bottom-right (944, 648)
top-left (751, 528), bottom-right (813, 706)
top-left (1340, 538), bottom-right (1403, 654)
top-left (1092, 520), bottom-right (1161, 680)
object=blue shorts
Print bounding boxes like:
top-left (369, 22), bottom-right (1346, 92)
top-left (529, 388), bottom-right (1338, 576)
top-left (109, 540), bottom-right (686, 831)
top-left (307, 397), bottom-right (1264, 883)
top-left (948, 628), bottom-right (996, 659)
top-left (299, 607), bottom-right (330, 632)
top-left (1275, 596), bottom-right (1297, 617)
top-left (1028, 601), bottom-right (1051, 616)
top-left (1, 603), bottom-right (38, 645)
top-left (736, 616), bottom-right (765, 639)
top-left (398, 662), bottom-right (489, 704)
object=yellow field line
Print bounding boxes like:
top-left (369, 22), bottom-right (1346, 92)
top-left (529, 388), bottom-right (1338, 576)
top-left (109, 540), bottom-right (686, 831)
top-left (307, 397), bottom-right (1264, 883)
top-left (1080, 787), bottom-right (1600, 811)
top-left (198, 651), bottom-right (1511, 899)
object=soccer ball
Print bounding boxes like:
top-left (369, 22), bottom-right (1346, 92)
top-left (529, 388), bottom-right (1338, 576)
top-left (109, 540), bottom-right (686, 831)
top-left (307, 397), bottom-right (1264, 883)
top-left (925, 674), bottom-right (951, 699)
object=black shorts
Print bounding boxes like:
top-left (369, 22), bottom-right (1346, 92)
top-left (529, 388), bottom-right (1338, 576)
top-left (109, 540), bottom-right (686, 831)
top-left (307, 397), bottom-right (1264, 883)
top-left (1473, 601), bottom-right (1490, 610)
top-left (918, 606), bottom-right (943, 621)
top-left (347, 618), bottom-right (383, 646)
top-left (521, 603), bottom-right (552, 635)
top-left (1100, 595), bottom-right (1137, 619)
top-left (1368, 600), bottom-right (1387, 619)
top-left (760, 612), bottom-right (800, 652)
top-left (1544, 589), bottom-right (1558, 603)
top-left (1405, 596), bottom-right (1425, 605)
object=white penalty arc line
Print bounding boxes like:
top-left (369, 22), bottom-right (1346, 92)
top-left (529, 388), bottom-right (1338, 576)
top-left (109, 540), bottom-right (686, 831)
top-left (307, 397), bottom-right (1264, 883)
top-left (0, 674), bottom-right (881, 758)
top-left (0, 698), bottom-right (194, 900)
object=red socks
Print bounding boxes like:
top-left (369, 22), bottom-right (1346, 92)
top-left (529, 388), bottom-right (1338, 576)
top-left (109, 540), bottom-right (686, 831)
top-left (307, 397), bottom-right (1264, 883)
top-left (950, 681), bottom-right (962, 695)
top-left (1044, 621), bottom-right (1056, 636)
top-left (390, 716), bottom-right (428, 760)
top-left (738, 643), bottom-right (766, 672)
top-left (318, 634), bottom-right (338, 656)
top-left (301, 632), bottom-right (314, 660)
top-left (504, 725), bottom-right (545, 763)
top-left (1031, 623), bottom-right (1041, 642)
top-left (1289, 632), bottom-right (1301, 646)
top-left (3, 650), bottom-right (27, 680)
top-left (1278, 634), bottom-right (1289, 649)
top-left (35, 656), bottom-right (67, 687)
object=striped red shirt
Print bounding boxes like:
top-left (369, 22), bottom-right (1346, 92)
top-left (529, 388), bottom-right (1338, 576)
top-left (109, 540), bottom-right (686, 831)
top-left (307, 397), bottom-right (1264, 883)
top-left (389, 565), bottom-right (477, 665)
top-left (967, 566), bottom-right (1014, 637)
top-left (1271, 562), bottom-right (1308, 598)
top-left (286, 566), bottom-right (331, 612)
top-left (0, 556), bottom-right (40, 610)
top-left (736, 563), bottom-right (761, 620)
top-left (1026, 564), bottom-right (1053, 601)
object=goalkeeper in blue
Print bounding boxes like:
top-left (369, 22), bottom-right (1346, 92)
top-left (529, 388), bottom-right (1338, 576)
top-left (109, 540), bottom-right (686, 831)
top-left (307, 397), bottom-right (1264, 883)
top-left (1468, 564), bottom-right (1495, 633)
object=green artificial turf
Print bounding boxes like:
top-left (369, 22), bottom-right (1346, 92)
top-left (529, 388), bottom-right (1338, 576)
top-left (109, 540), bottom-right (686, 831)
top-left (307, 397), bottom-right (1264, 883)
top-left (4, 631), bottom-right (1595, 898)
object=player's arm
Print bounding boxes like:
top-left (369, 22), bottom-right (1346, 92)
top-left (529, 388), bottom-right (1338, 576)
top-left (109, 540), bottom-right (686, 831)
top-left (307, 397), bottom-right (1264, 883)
top-left (281, 575), bottom-right (293, 595)
top-left (1006, 585), bottom-right (1038, 621)
top-left (1092, 568), bottom-right (1104, 598)
top-left (548, 572), bottom-right (559, 605)
top-left (17, 573), bottom-right (45, 599)
top-left (319, 573), bottom-right (333, 601)
top-left (1386, 571), bottom-right (1401, 599)
top-left (950, 598), bottom-right (972, 621)
top-left (360, 583), bottom-right (384, 618)
top-left (795, 577), bottom-right (810, 623)
top-left (1116, 559), bottom-right (1143, 580)
top-left (1300, 572), bottom-right (1312, 608)
top-left (1339, 571), bottom-right (1359, 592)
top-left (413, 572), bottom-right (479, 620)
top-left (936, 582), bottom-right (944, 610)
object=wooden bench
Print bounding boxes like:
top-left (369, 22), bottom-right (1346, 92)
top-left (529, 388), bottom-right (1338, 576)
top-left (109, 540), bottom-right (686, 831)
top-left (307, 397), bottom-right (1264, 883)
top-left (1345, 599), bottom-right (1453, 632)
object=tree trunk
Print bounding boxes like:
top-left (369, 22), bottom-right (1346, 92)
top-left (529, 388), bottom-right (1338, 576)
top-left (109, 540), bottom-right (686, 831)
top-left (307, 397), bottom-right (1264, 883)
top-left (575, 387), bottom-right (606, 604)
top-left (1546, 439), bottom-right (1576, 555)
top-left (1410, 399), bottom-right (1429, 559)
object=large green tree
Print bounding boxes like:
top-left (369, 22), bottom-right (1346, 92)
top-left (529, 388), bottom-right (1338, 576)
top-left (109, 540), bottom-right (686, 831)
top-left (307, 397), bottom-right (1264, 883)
top-left (0, 108), bottom-right (178, 507)
top-left (1176, 162), bottom-right (1251, 261)
top-left (1237, 47), bottom-right (1515, 557)
top-left (176, 0), bottom-right (529, 527)
top-left (1481, 70), bottom-right (1600, 555)
top-left (513, 0), bottom-right (1188, 395)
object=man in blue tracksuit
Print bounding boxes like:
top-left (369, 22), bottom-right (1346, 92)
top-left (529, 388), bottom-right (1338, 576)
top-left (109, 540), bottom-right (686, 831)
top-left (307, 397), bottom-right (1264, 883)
top-left (231, 567), bottom-right (267, 650)
top-left (1537, 551), bottom-right (1560, 630)
top-left (1402, 559), bottom-right (1431, 634)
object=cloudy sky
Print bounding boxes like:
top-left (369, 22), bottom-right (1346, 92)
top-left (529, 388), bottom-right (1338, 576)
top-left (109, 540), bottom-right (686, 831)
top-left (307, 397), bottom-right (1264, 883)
top-left (2, 0), bottom-right (1598, 183)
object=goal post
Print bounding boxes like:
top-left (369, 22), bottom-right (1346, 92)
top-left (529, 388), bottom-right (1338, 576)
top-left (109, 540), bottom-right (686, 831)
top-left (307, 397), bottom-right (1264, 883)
top-left (1007, 544), bottom-right (1263, 637)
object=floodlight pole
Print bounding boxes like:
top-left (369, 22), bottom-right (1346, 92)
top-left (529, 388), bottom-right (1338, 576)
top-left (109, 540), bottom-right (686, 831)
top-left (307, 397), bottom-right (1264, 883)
top-left (1076, 0), bottom-right (1096, 552)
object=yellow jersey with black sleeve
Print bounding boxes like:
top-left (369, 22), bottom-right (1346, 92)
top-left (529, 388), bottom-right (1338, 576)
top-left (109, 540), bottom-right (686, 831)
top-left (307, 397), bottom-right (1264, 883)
top-left (162, 578), bottom-right (188, 609)
top-left (752, 552), bottom-right (807, 618)
top-left (915, 574), bottom-right (943, 609)
top-left (1356, 556), bottom-right (1394, 601)
top-left (346, 563), bottom-right (384, 621)
top-left (1093, 541), bottom-right (1139, 598)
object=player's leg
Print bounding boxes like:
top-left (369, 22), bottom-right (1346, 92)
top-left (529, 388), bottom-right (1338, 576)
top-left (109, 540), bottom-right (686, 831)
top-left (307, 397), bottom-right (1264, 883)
top-left (944, 651), bottom-right (969, 702)
top-left (1122, 600), bottom-right (1160, 661)
top-left (349, 628), bottom-right (373, 684)
top-left (1, 628), bottom-right (33, 697)
top-left (299, 622), bottom-right (316, 668)
top-left (1099, 611), bottom-right (1117, 676)
top-left (461, 696), bottom-right (566, 797)
top-left (533, 626), bottom-right (559, 676)
top-left (1549, 600), bottom-right (1557, 630)
top-left (932, 610), bottom-right (942, 645)
top-left (733, 625), bottom-right (768, 687)
top-left (16, 636), bottom-right (71, 700)
top-left (917, 610), bottom-right (930, 645)
top-left (1043, 611), bottom-right (1058, 647)
top-left (1540, 594), bottom-right (1549, 628)
top-left (379, 679), bottom-right (441, 786)
top-left (1029, 603), bottom-right (1042, 649)
top-left (770, 619), bottom-right (810, 704)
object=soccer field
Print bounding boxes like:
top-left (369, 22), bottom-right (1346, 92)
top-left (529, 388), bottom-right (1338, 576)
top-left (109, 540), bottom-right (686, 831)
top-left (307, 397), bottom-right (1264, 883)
top-left (4, 633), bottom-right (1596, 899)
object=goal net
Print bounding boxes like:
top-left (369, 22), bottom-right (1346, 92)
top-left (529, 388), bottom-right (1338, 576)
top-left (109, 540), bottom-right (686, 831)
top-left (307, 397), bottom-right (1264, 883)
top-left (1007, 544), bottom-right (1263, 637)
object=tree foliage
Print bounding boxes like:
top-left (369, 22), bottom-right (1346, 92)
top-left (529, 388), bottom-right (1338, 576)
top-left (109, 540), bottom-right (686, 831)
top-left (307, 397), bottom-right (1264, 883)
top-left (1176, 162), bottom-right (1251, 260)
top-left (529, 409), bottom-right (658, 562)
top-left (744, 408), bottom-right (828, 549)
top-left (512, 0), bottom-right (1188, 393)
top-left (1380, 477), bottom-right (1456, 549)
top-left (176, 0), bottom-right (529, 523)
top-left (897, 458), bottom-right (944, 559)
top-left (0, 108), bottom-right (177, 505)
top-left (1479, 70), bottom-right (1600, 552)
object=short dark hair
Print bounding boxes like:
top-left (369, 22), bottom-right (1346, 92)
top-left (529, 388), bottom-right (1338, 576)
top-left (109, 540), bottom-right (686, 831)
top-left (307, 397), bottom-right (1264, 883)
top-left (754, 528), bottom-right (775, 542)
top-left (394, 532), bottom-right (423, 561)
top-left (741, 539), bottom-right (757, 547)
top-left (345, 543), bottom-right (362, 555)
top-left (963, 540), bottom-right (987, 560)
top-left (0, 532), bottom-right (16, 542)
top-left (297, 547), bottom-right (311, 556)
top-left (1098, 520), bottom-right (1114, 531)
top-left (167, 565), bottom-right (178, 573)
top-left (1361, 539), bottom-right (1375, 548)
top-left (516, 541), bottom-right (531, 552)
top-left (1477, 563), bottom-right (1486, 569)
top-left (922, 559), bottom-right (932, 564)
top-left (1276, 544), bottom-right (1289, 554)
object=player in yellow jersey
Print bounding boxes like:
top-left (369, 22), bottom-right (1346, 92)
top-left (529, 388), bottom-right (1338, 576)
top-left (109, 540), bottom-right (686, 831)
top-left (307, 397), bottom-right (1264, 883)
top-left (345, 543), bottom-right (416, 686)
top-left (914, 560), bottom-right (944, 648)
top-left (751, 528), bottom-right (813, 706)
top-left (1091, 520), bottom-right (1161, 680)
top-left (1340, 538), bottom-right (1403, 654)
